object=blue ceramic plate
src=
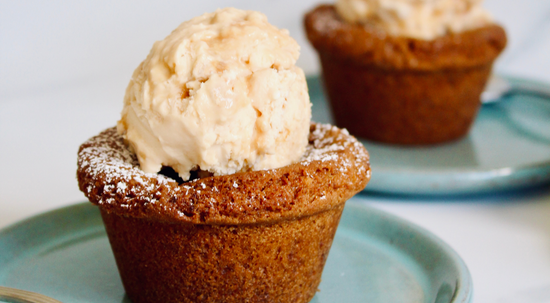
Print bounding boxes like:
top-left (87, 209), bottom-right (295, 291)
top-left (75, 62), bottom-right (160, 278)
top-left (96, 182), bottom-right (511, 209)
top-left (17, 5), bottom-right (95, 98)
top-left (0, 201), bottom-right (471, 303)
top-left (309, 76), bottom-right (550, 195)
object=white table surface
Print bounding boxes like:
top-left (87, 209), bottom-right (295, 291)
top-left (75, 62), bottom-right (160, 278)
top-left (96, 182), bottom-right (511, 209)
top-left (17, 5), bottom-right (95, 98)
top-left (1, 1), bottom-right (550, 302)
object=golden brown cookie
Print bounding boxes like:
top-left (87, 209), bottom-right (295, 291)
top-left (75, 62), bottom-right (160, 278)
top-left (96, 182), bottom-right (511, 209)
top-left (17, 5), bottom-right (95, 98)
top-left (77, 123), bottom-right (370, 303)
top-left (304, 5), bottom-right (507, 145)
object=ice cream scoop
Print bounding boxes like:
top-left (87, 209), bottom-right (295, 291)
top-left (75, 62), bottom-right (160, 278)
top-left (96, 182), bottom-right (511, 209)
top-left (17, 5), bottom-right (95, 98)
top-left (118, 8), bottom-right (311, 180)
top-left (335, 0), bottom-right (493, 40)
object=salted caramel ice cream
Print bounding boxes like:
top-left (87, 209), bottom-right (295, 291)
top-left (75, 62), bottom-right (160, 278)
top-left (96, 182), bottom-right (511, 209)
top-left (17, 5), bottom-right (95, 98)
top-left (335, 0), bottom-right (493, 40)
top-left (118, 8), bottom-right (311, 180)
top-left (78, 7), bottom-right (370, 302)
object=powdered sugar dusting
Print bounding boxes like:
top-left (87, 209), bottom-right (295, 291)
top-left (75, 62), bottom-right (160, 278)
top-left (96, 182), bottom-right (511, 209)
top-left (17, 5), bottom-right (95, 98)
top-left (300, 123), bottom-right (369, 174)
top-left (77, 124), bottom-right (370, 218)
top-left (78, 128), bottom-right (176, 207)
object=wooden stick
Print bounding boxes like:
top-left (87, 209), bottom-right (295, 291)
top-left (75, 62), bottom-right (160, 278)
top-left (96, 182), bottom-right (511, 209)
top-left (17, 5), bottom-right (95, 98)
top-left (0, 286), bottom-right (62, 303)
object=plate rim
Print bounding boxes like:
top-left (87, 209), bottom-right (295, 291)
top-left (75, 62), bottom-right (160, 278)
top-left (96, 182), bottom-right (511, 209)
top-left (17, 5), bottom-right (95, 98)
top-left (341, 202), bottom-right (473, 303)
top-left (0, 201), bottom-right (472, 303)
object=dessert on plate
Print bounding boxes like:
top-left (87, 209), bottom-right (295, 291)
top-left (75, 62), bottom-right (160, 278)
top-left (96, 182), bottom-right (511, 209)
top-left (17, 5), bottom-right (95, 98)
top-left (77, 8), bottom-right (370, 303)
top-left (304, 0), bottom-right (507, 145)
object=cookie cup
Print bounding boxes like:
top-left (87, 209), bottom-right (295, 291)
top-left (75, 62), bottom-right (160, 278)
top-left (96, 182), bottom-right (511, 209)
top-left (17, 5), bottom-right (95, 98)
top-left (77, 123), bottom-right (370, 303)
top-left (305, 5), bottom-right (507, 145)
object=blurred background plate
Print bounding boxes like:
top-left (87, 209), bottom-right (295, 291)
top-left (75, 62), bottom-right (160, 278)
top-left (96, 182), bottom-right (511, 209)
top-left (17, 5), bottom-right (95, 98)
top-left (0, 201), bottom-right (472, 303)
top-left (309, 76), bottom-right (550, 195)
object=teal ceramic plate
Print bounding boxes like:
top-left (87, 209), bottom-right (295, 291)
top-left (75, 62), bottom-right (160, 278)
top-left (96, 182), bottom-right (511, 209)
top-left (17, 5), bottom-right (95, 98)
top-left (308, 76), bottom-right (550, 195)
top-left (0, 201), bottom-right (471, 303)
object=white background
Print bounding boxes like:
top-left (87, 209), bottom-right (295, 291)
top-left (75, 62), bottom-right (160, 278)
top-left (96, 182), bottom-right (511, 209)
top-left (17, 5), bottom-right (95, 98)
top-left (1, 1), bottom-right (550, 302)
